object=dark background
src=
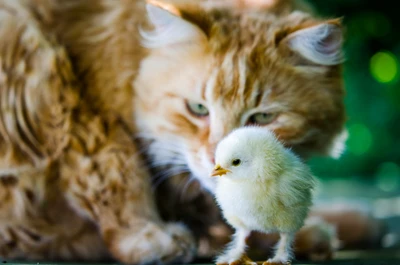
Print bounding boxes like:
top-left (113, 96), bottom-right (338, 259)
top-left (305, 0), bottom-right (400, 191)
top-left (304, 0), bottom-right (400, 251)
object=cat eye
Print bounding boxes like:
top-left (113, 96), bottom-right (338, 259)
top-left (232, 159), bottom-right (241, 166)
top-left (186, 101), bottom-right (209, 117)
top-left (248, 112), bottom-right (277, 125)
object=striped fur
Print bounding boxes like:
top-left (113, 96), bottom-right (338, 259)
top-left (0, 0), bottom-right (352, 264)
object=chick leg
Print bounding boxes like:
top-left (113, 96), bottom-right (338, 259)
top-left (264, 232), bottom-right (294, 265)
top-left (216, 229), bottom-right (255, 265)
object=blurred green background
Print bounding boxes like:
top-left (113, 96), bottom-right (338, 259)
top-left (304, 0), bottom-right (400, 194)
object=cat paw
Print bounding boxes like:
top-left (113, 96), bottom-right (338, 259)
top-left (105, 221), bottom-right (196, 264)
top-left (163, 223), bottom-right (196, 263)
top-left (294, 216), bottom-right (339, 261)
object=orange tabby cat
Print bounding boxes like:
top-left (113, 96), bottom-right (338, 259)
top-left (0, 0), bottom-right (383, 264)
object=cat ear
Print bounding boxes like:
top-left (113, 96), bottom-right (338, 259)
top-left (141, 2), bottom-right (207, 49)
top-left (282, 20), bottom-right (344, 66)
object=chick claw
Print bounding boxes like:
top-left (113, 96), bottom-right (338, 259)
top-left (216, 254), bottom-right (257, 265)
top-left (262, 260), bottom-right (292, 265)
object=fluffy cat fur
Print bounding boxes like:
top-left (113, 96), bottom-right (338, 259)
top-left (0, 0), bottom-right (384, 264)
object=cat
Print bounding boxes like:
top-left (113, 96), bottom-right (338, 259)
top-left (0, 0), bottom-right (384, 264)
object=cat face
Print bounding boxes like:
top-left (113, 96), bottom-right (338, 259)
top-left (134, 2), bottom-right (346, 192)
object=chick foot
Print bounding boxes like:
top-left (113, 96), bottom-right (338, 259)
top-left (216, 229), bottom-right (252, 265)
top-left (216, 253), bottom-right (257, 265)
top-left (262, 254), bottom-right (292, 265)
top-left (262, 258), bottom-right (292, 265)
top-left (263, 233), bottom-right (294, 265)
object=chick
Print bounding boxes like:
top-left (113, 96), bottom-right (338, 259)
top-left (211, 127), bottom-right (316, 265)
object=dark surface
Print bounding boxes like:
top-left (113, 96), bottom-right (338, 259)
top-left (1, 260), bottom-right (399, 265)
top-left (2, 249), bottom-right (400, 265)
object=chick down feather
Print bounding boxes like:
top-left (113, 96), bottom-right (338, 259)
top-left (212, 127), bottom-right (317, 265)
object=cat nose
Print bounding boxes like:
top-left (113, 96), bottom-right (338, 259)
top-left (210, 157), bottom-right (215, 165)
top-left (206, 143), bottom-right (217, 165)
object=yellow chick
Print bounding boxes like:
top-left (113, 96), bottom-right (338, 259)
top-left (211, 127), bottom-right (316, 265)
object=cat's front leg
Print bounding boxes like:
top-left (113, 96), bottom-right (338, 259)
top-left (60, 115), bottom-right (196, 264)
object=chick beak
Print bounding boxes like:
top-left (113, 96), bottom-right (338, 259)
top-left (211, 164), bottom-right (231, 177)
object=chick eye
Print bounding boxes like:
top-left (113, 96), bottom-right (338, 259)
top-left (232, 159), bottom-right (241, 166)
top-left (186, 101), bottom-right (209, 117)
top-left (248, 112), bottom-right (277, 125)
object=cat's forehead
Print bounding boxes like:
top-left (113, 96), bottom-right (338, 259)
top-left (203, 43), bottom-right (288, 110)
top-left (205, 51), bottom-right (262, 108)
top-left (202, 13), bottom-right (296, 105)
top-left (207, 11), bottom-right (278, 54)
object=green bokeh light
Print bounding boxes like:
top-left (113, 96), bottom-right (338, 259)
top-left (347, 123), bottom-right (373, 156)
top-left (376, 162), bottom-right (400, 192)
top-left (305, 0), bottom-right (400, 180)
top-left (370, 51), bottom-right (399, 83)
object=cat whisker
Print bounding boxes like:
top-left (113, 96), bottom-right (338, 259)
top-left (149, 157), bottom-right (186, 167)
top-left (132, 136), bottom-right (193, 192)
top-left (148, 143), bottom-right (184, 156)
top-left (151, 166), bottom-right (190, 191)
top-left (134, 135), bottom-right (181, 156)
top-left (151, 165), bottom-right (188, 180)
top-left (152, 175), bottom-right (171, 191)
top-left (179, 175), bottom-right (196, 202)
top-left (148, 151), bottom-right (187, 167)
top-left (150, 145), bottom-right (184, 156)
top-left (133, 133), bottom-right (157, 141)
top-left (135, 139), bottom-right (187, 167)
top-left (135, 144), bottom-right (153, 156)
top-left (152, 139), bottom-right (184, 149)
top-left (135, 134), bottom-right (183, 150)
